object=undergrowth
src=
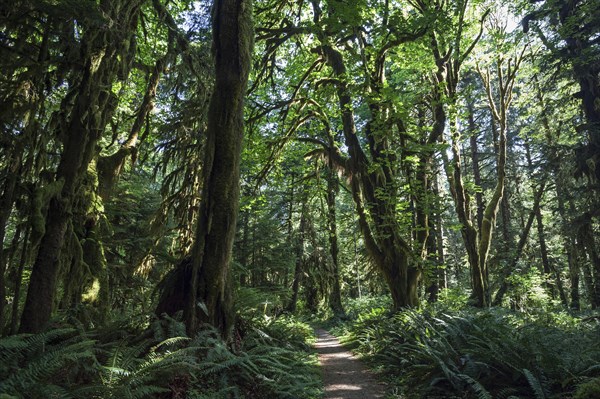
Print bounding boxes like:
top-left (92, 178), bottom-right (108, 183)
top-left (333, 296), bottom-right (600, 399)
top-left (0, 313), bottom-right (321, 398)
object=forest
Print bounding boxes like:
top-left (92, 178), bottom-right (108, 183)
top-left (0, 0), bottom-right (599, 397)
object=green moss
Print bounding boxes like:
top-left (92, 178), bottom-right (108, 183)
top-left (82, 238), bottom-right (105, 276)
top-left (58, 224), bottom-right (90, 308)
top-left (30, 178), bottom-right (65, 239)
top-left (83, 162), bottom-right (104, 215)
top-left (574, 378), bottom-right (600, 399)
top-left (81, 278), bottom-right (101, 303)
top-left (238, 0), bottom-right (255, 73)
top-left (81, 235), bottom-right (109, 322)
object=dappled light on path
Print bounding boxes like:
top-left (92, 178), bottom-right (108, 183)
top-left (315, 329), bottom-right (386, 399)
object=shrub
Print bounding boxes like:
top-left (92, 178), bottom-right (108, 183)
top-left (0, 314), bottom-right (321, 399)
top-left (340, 300), bottom-right (600, 399)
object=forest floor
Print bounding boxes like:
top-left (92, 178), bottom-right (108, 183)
top-left (314, 328), bottom-right (387, 399)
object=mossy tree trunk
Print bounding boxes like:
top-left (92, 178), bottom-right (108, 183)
top-left (577, 216), bottom-right (600, 309)
top-left (318, 41), bottom-right (419, 309)
top-left (97, 56), bottom-right (166, 201)
top-left (422, 12), bottom-right (488, 307)
top-left (420, 4), bottom-right (488, 307)
top-left (326, 139), bottom-right (344, 315)
top-left (0, 148), bottom-right (22, 331)
top-left (287, 203), bottom-right (307, 313)
top-left (309, 0), bottom-right (425, 308)
top-left (19, 0), bottom-right (143, 333)
top-left (445, 52), bottom-right (524, 308)
top-left (184, 0), bottom-right (253, 337)
top-left (0, 21), bottom-right (50, 332)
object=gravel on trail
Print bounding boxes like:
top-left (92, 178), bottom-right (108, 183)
top-left (314, 328), bottom-right (387, 399)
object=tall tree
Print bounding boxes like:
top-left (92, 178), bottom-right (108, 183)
top-left (19, 0), bottom-right (144, 333)
top-left (523, 0), bottom-right (600, 184)
top-left (445, 45), bottom-right (526, 307)
top-left (326, 154), bottom-right (344, 314)
top-left (184, 0), bottom-right (254, 336)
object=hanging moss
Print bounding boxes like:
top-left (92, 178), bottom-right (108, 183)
top-left (78, 161), bottom-right (105, 217)
top-left (30, 178), bottom-right (65, 242)
top-left (81, 235), bottom-right (109, 321)
top-left (81, 237), bottom-right (105, 277)
top-left (81, 278), bottom-right (100, 303)
top-left (57, 222), bottom-right (89, 308)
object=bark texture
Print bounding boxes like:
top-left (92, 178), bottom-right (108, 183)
top-left (184, 0), bottom-right (253, 336)
top-left (19, 0), bottom-right (142, 333)
top-left (326, 145), bottom-right (344, 314)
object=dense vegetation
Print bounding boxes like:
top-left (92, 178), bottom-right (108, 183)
top-left (1, 0), bottom-right (599, 397)
top-left (334, 296), bottom-right (600, 398)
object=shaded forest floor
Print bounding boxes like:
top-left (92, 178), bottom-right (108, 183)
top-left (322, 296), bottom-right (600, 399)
top-left (315, 328), bottom-right (387, 399)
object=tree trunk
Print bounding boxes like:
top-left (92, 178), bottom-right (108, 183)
top-left (0, 18), bottom-right (51, 331)
top-left (581, 259), bottom-right (595, 308)
top-left (493, 181), bottom-right (546, 306)
top-left (473, 56), bottom-right (524, 306)
top-left (238, 209), bottom-right (250, 286)
top-left (447, 112), bottom-right (488, 306)
top-left (553, 1), bottom-right (600, 184)
top-left (561, 194), bottom-right (581, 309)
top-left (534, 72), bottom-right (581, 309)
top-left (326, 165), bottom-right (344, 314)
top-left (318, 42), bottom-right (419, 310)
top-left (568, 236), bottom-right (581, 310)
top-left (523, 140), bottom-right (568, 305)
top-left (535, 207), bottom-right (569, 305)
top-left (282, 173), bottom-right (295, 290)
top-left (286, 205), bottom-right (307, 313)
top-left (434, 176), bottom-right (448, 289)
top-left (577, 218), bottom-right (600, 308)
top-left (0, 149), bottom-right (21, 330)
top-left (426, 165), bottom-right (446, 302)
top-left (98, 56), bottom-right (165, 200)
top-left (467, 98), bottom-right (484, 230)
top-left (20, 0), bottom-right (142, 333)
top-left (184, 0), bottom-right (253, 337)
top-left (10, 227), bottom-right (30, 335)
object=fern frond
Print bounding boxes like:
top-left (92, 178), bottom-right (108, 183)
top-left (523, 368), bottom-right (549, 399)
top-left (458, 373), bottom-right (493, 399)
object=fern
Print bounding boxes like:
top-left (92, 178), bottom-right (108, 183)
top-left (0, 329), bottom-right (97, 399)
top-left (523, 368), bottom-right (549, 399)
top-left (0, 313), bottom-right (322, 399)
top-left (459, 373), bottom-right (493, 399)
top-left (338, 298), bottom-right (600, 399)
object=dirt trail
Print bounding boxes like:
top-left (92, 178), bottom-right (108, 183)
top-left (314, 329), bottom-right (387, 399)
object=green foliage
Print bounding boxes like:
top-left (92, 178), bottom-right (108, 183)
top-left (337, 299), bottom-right (600, 399)
top-left (235, 286), bottom-right (288, 319)
top-left (0, 314), bottom-right (321, 399)
top-left (503, 268), bottom-right (554, 312)
top-left (437, 288), bottom-right (470, 310)
top-left (0, 328), bottom-right (97, 398)
top-left (574, 378), bottom-right (600, 399)
top-left (237, 318), bottom-right (321, 398)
